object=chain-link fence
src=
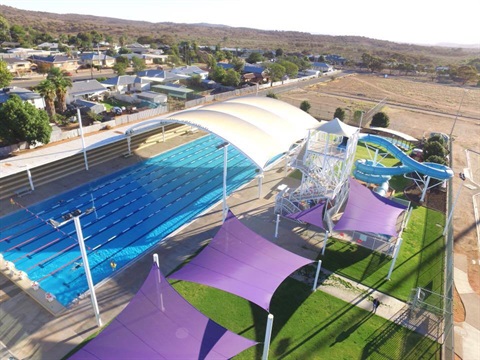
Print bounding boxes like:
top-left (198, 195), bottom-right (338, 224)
top-left (443, 140), bottom-right (455, 359)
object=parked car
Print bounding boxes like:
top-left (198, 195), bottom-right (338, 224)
top-left (112, 106), bottom-right (123, 115)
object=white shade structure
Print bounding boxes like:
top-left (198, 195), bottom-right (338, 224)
top-left (126, 96), bottom-right (321, 169)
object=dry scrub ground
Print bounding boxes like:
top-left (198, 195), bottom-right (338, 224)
top-left (279, 73), bottom-right (480, 319)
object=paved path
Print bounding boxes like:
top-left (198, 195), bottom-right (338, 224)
top-left (0, 121), bottom-right (471, 359)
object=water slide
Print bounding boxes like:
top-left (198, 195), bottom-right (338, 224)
top-left (354, 134), bottom-right (454, 182)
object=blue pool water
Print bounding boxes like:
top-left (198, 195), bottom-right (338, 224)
top-left (0, 134), bottom-right (258, 306)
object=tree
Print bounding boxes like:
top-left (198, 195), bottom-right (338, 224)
top-left (209, 65), bottom-right (226, 83)
top-left (0, 15), bottom-right (10, 42)
top-left (0, 95), bottom-right (52, 146)
top-left (424, 154), bottom-right (447, 165)
top-left (334, 107), bottom-right (346, 121)
top-left (371, 112), bottom-right (389, 127)
top-left (424, 141), bottom-right (447, 160)
top-left (113, 62), bottom-right (128, 75)
top-left (132, 57), bottom-right (146, 72)
top-left (300, 100), bottom-right (311, 113)
top-left (223, 68), bottom-right (241, 87)
top-left (246, 52), bottom-right (264, 64)
top-left (231, 57), bottom-right (245, 72)
top-left (35, 79), bottom-right (57, 120)
top-left (275, 48), bottom-right (284, 57)
top-left (0, 60), bottom-right (13, 88)
top-left (266, 63), bottom-right (286, 84)
top-left (455, 65), bottom-right (478, 85)
top-left (277, 60), bottom-right (298, 78)
top-left (47, 67), bottom-right (72, 113)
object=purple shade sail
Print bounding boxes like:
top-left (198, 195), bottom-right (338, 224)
top-left (169, 211), bottom-right (313, 311)
top-left (286, 202), bottom-right (326, 229)
top-left (334, 178), bottom-right (407, 237)
top-left (70, 263), bottom-right (257, 360)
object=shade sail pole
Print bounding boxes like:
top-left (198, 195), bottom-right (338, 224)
top-left (386, 237), bottom-right (403, 280)
top-left (257, 171), bottom-right (264, 199)
top-left (222, 144), bottom-right (228, 221)
top-left (275, 214), bottom-right (280, 238)
top-left (216, 142), bottom-right (229, 222)
top-left (127, 135), bottom-right (132, 155)
top-left (77, 108), bottom-right (89, 170)
top-left (312, 260), bottom-right (322, 291)
top-left (262, 313), bottom-right (274, 360)
top-left (322, 231), bottom-right (329, 255)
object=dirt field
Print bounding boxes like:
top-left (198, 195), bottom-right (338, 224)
top-left (279, 73), bottom-right (480, 316)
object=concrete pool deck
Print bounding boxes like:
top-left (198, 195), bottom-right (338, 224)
top-left (0, 127), bottom-right (442, 359)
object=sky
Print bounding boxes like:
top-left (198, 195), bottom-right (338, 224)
top-left (1, 0), bottom-right (479, 46)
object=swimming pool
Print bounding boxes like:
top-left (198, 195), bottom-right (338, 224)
top-left (0, 134), bottom-right (258, 306)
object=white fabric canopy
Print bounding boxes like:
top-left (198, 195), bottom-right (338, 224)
top-left (314, 118), bottom-right (359, 138)
top-left (130, 97), bottom-right (320, 169)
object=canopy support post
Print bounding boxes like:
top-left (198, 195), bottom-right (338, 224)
top-left (275, 214), bottom-right (280, 238)
top-left (153, 253), bottom-right (159, 268)
top-left (419, 176), bottom-right (431, 203)
top-left (322, 231), bottom-right (329, 255)
top-left (262, 314), bottom-right (274, 360)
top-left (312, 260), bottom-right (322, 291)
top-left (26, 165), bottom-right (34, 191)
top-left (127, 135), bottom-right (132, 155)
top-left (386, 237), bottom-right (403, 280)
top-left (257, 172), bottom-right (264, 199)
top-left (216, 142), bottom-right (229, 222)
top-left (77, 108), bottom-right (89, 171)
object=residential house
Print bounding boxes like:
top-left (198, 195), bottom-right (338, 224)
top-left (80, 53), bottom-right (116, 68)
top-left (217, 63), bottom-right (268, 83)
top-left (30, 55), bottom-right (79, 72)
top-left (311, 62), bottom-right (334, 73)
top-left (137, 69), bottom-right (185, 84)
top-left (123, 53), bottom-right (168, 66)
top-left (0, 87), bottom-right (45, 109)
top-left (325, 55), bottom-right (346, 66)
top-left (101, 75), bottom-right (143, 94)
top-left (73, 99), bottom-right (106, 115)
top-left (171, 65), bottom-right (209, 80)
top-left (151, 83), bottom-right (194, 100)
top-left (0, 41), bottom-right (20, 49)
top-left (8, 48), bottom-right (50, 58)
top-left (136, 91), bottom-right (167, 105)
top-left (66, 79), bottom-right (108, 104)
top-left (125, 43), bottom-right (151, 54)
top-left (36, 42), bottom-right (59, 52)
top-left (2, 57), bottom-right (33, 75)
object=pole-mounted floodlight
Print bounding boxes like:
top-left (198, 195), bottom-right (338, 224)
top-left (49, 208), bottom-right (102, 327)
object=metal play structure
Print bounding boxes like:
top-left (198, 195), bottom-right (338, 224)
top-left (275, 118), bottom-right (360, 232)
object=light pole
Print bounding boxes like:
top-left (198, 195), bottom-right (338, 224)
top-left (49, 208), bottom-right (102, 327)
top-left (216, 142), bottom-right (229, 222)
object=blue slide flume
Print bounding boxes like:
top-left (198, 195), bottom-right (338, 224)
top-left (355, 134), bottom-right (454, 181)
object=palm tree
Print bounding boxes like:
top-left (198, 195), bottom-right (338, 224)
top-left (36, 79), bottom-right (57, 120)
top-left (47, 67), bottom-right (72, 113)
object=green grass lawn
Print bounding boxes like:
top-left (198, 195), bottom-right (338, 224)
top-left (172, 278), bottom-right (441, 359)
top-left (319, 204), bottom-right (445, 301)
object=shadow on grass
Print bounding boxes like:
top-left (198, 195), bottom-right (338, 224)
top-left (318, 238), bottom-right (390, 282)
top-left (362, 307), bottom-right (442, 360)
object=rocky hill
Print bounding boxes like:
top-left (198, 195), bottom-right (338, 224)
top-left (1, 4), bottom-right (478, 64)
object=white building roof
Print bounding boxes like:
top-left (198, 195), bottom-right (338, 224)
top-left (126, 96), bottom-right (320, 169)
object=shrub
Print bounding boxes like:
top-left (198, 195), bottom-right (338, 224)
top-left (423, 141), bottom-right (447, 160)
top-left (371, 112), bottom-right (389, 127)
top-left (424, 155), bottom-right (447, 165)
top-left (266, 92), bottom-right (278, 99)
top-left (300, 100), bottom-right (311, 113)
top-left (334, 107), bottom-right (346, 121)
